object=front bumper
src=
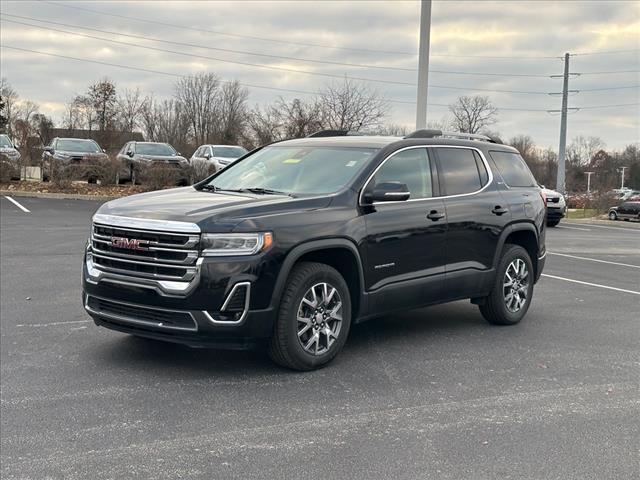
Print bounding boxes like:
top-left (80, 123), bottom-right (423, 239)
top-left (547, 206), bottom-right (566, 220)
top-left (82, 250), bottom-right (279, 349)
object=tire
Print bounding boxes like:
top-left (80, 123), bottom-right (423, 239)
top-left (609, 211), bottom-right (618, 221)
top-left (547, 219), bottom-right (560, 227)
top-left (268, 262), bottom-right (351, 371)
top-left (479, 244), bottom-right (534, 326)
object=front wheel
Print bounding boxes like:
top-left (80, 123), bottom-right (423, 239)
top-left (609, 211), bottom-right (618, 221)
top-left (479, 244), bottom-right (534, 326)
top-left (547, 219), bottom-right (560, 227)
top-left (268, 262), bottom-right (351, 370)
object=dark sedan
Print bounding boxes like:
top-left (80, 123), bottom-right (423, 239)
top-left (43, 138), bottom-right (109, 181)
top-left (609, 201), bottom-right (640, 221)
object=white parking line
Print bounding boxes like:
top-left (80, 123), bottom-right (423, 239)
top-left (541, 274), bottom-right (640, 295)
top-left (569, 223), bottom-right (639, 232)
top-left (556, 225), bottom-right (591, 231)
top-left (548, 252), bottom-right (640, 269)
top-left (16, 320), bottom-right (91, 328)
top-left (3, 196), bottom-right (30, 213)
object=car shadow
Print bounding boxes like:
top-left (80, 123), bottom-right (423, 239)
top-left (90, 300), bottom-right (491, 378)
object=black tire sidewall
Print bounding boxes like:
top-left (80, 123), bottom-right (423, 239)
top-left (491, 245), bottom-right (534, 324)
top-left (280, 265), bottom-right (351, 369)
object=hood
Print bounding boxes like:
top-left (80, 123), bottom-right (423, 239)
top-left (95, 186), bottom-right (332, 231)
top-left (56, 150), bottom-right (107, 158)
top-left (135, 154), bottom-right (188, 162)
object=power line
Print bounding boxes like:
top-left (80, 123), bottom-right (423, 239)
top-left (6, 44), bottom-right (636, 114)
top-left (572, 49), bottom-right (640, 56)
top-left (1, 13), bottom-right (559, 78)
top-left (0, 18), bottom-right (557, 95)
top-left (0, 13), bottom-right (416, 73)
top-left (37, 0), bottom-right (563, 60)
top-left (577, 70), bottom-right (640, 76)
top-left (578, 85), bottom-right (640, 92)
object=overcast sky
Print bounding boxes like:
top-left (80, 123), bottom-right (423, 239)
top-left (1, 0), bottom-right (638, 148)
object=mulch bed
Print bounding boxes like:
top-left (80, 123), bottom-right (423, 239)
top-left (0, 181), bottom-right (149, 197)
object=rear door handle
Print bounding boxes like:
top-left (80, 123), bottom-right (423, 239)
top-left (492, 206), bottom-right (509, 215)
top-left (427, 210), bottom-right (445, 221)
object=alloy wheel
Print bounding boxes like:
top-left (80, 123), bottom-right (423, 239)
top-left (296, 282), bottom-right (343, 355)
top-left (503, 258), bottom-right (530, 313)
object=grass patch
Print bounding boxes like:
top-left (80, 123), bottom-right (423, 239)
top-left (566, 208), bottom-right (598, 219)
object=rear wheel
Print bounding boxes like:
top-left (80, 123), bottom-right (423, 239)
top-left (268, 262), bottom-right (351, 370)
top-left (479, 244), bottom-right (534, 326)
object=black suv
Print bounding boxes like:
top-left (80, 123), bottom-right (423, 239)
top-left (83, 130), bottom-right (546, 370)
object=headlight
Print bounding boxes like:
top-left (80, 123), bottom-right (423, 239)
top-left (201, 232), bottom-right (273, 256)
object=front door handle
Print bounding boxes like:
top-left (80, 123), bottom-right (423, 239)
top-left (492, 206), bottom-right (509, 216)
top-left (427, 210), bottom-right (445, 221)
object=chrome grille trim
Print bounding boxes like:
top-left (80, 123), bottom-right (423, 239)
top-left (89, 216), bottom-right (201, 292)
top-left (92, 213), bottom-right (201, 233)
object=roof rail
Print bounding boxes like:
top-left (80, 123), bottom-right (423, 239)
top-left (306, 130), bottom-right (350, 138)
top-left (404, 129), bottom-right (502, 144)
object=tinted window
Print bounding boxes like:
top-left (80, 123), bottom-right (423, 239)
top-left (489, 151), bottom-right (537, 187)
top-left (136, 143), bottom-right (176, 156)
top-left (372, 148), bottom-right (432, 199)
top-left (436, 148), bottom-right (482, 195)
top-left (56, 139), bottom-right (101, 153)
top-left (473, 151), bottom-right (489, 186)
top-left (208, 146), bottom-right (377, 196)
top-left (213, 146), bottom-right (248, 158)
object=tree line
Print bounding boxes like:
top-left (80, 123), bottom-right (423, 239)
top-left (0, 75), bottom-right (638, 191)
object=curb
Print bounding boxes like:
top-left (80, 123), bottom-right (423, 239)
top-left (0, 190), bottom-right (121, 201)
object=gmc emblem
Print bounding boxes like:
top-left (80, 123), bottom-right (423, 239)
top-left (111, 236), bottom-right (149, 251)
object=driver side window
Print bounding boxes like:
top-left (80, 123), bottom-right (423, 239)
top-left (372, 148), bottom-right (432, 199)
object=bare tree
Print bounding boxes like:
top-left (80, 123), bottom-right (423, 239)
top-left (88, 78), bottom-right (118, 131)
top-left (174, 73), bottom-right (220, 145)
top-left (117, 88), bottom-right (145, 132)
top-left (275, 97), bottom-right (323, 139)
top-left (216, 81), bottom-right (249, 144)
top-left (317, 78), bottom-right (388, 131)
top-left (246, 104), bottom-right (283, 147)
top-left (566, 135), bottom-right (605, 166)
top-left (141, 96), bottom-right (190, 151)
top-left (0, 78), bottom-right (19, 137)
top-left (449, 95), bottom-right (498, 134)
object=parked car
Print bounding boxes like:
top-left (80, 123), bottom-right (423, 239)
top-left (541, 187), bottom-right (566, 227)
top-left (42, 138), bottom-right (109, 181)
top-left (0, 134), bottom-right (21, 180)
top-left (190, 144), bottom-right (248, 172)
top-left (83, 129), bottom-right (546, 370)
top-left (608, 201), bottom-right (640, 221)
top-left (116, 141), bottom-right (189, 183)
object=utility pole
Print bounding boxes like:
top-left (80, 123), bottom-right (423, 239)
top-left (584, 171), bottom-right (594, 193)
top-left (415, 0), bottom-right (432, 130)
top-left (619, 166), bottom-right (627, 189)
top-left (555, 53), bottom-right (570, 194)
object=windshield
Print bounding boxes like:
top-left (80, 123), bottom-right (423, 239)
top-left (205, 146), bottom-right (377, 196)
top-left (0, 135), bottom-right (13, 148)
top-left (136, 143), bottom-right (177, 156)
top-left (213, 146), bottom-right (247, 158)
top-left (56, 139), bottom-right (101, 153)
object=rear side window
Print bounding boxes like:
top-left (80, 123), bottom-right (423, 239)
top-left (435, 148), bottom-right (483, 195)
top-left (489, 151), bottom-right (537, 187)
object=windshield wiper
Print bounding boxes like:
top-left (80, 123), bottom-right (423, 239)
top-left (239, 187), bottom-right (295, 197)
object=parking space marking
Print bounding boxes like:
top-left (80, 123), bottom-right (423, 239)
top-left (569, 223), bottom-right (639, 232)
top-left (541, 274), bottom-right (640, 295)
top-left (556, 225), bottom-right (591, 231)
top-left (16, 320), bottom-right (91, 328)
top-left (548, 252), bottom-right (640, 269)
top-left (3, 196), bottom-right (31, 213)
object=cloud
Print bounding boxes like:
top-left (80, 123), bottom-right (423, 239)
top-left (0, 0), bottom-right (638, 148)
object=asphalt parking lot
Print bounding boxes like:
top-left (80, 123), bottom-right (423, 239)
top-left (1, 195), bottom-right (639, 480)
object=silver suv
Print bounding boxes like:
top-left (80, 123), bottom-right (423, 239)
top-left (190, 144), bottom-right (248, 172)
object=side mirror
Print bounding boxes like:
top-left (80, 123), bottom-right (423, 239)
top-left (44, 146), bottom-right (54, 154)
top-left (102, 148), bottom-right (107, 153)
top-left (126, 151), bottom-right (134, 157)
top-left (365, 182), bottom-right (410, 203)
top-left (204, 152), bottom-right (212, 159)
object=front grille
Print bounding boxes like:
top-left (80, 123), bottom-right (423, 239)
top-left (91, 223), bottom-right (199, 282)
top-left (87, 295), bottom-right (197, 331)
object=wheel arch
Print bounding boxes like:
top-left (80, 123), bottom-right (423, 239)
top-left (271, 239), bottom-right (366, 321)
top-left (494, 223), bottom-right (541, 280)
